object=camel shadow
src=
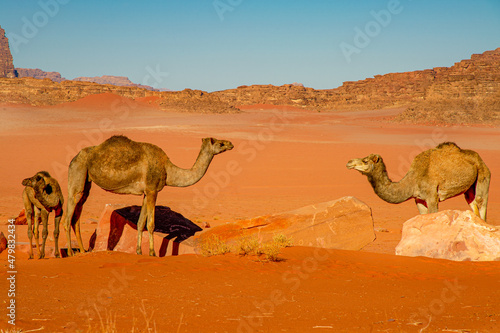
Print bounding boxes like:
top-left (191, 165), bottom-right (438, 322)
top-left (92, 205), bottom-right (202, 257)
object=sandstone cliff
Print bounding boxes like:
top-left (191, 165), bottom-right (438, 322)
top-left (0, 26), bottom-right (16, 78)
top-left (0, 77), bottom-right (238, 113)
top-left (0, 48), bottom-right (499, 122)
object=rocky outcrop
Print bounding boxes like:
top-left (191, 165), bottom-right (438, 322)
top-left (15, 68), bottom-right (65, 82)
top-left (393, 49), bottom-right (500, 125)
top-left (198, 196), bottom-right (376, 251)
top-left (0, 77), bottom-right (239, 113)
top-left (89, 204), bottom-right (202, 257)
top-left (14, 209), bottom-right (27, 225)
top-left (0, 232), bottom-right (7, 254)
top-left (73, 75), bottom-right (158, 91)
top-left (396, 210), bottom-right (500, 261)
top-left (0, 26), bottom-right (16, 78)
top-left (0, 48), bottom-right (498, 120)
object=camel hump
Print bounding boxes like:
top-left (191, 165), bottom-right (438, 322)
top-left (435, 142), bottom-right (460, 150)
top-left (89, 135), bottom-right (144, 169)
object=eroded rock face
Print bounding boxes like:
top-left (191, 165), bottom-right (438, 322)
top-left (396, 210), bottom-right (500, 261)
top-left (197, 196), bottom-right (376, 251)
top-left (0, 26), bottom-right (16, 78)
top-left (0, 46), bottom-right (498, 122)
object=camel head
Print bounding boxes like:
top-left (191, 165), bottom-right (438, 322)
top-left (22, 171), bottom-right (54, 192)
top-left (346, 154), bottom-right (383, 175)
top-left (22, 171), bottom-right (63, 208)
top-left (202, 137), bottom-right (234, 155)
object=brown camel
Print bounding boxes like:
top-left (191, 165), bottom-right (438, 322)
top-left (64, 135), bottom-right (234, 256)
top-left (346, 142), bottom-right (490, 220)
top-left (22, 171), bottom-right (64, 259)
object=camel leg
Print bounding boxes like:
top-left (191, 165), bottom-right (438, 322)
top-left (39, 209), bottom-right (49, 259)
top-left (464, 186), bottom-right (479, 217)
top-left (426, 196), bottom-right (439, 214)
top-left (33, 207), bottom-right (41, 258)
top-left (136, 195), bottom-right (148, 255)
top-left (25, 203), bottom-right (34, 259)
top-left (65, 157), bottom-right (92, 256)
top-left (415, 198), bottom-right (428, 214)
top-left (146, 191), bottom-right (158, 257)
top-left (53, 206), bottom-right (63, 258)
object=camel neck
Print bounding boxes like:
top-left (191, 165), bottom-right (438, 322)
top-left (367, 163), bottom-right (413, 204)
top-left (165, 143), bottom-right (214, 187)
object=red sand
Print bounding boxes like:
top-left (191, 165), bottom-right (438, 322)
top-left (1, 96), bottom-right (499, 332)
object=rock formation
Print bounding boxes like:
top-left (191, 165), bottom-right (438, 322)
top-left (15, 68), bottom-right (66, 82)
top-left (0, 232), bottom-right (7, 254)
top-left (0, 26), bottom-right (16, 78)
top-left (396, 210), bottom-right (500, 261)
top-left (0, 47), bottom-right (498, 120)
top-left (73, 75), bottom-right (158, 91)
top-left (197, 196), bottom-right (376, 251)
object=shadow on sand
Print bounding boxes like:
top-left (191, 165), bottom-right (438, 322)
top-left (88, 205), bottom-right (202, 257)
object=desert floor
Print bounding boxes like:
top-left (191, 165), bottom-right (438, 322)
top-left (1, 94), bottom-right (499, 332)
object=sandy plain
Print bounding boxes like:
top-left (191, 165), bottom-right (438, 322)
top-left (1, 93), bottom-right (499, 332)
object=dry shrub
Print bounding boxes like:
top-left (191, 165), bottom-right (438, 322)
top-left (272, 233), bottom-right (293, 248)
top-left (199, 233), bottom-right (293, 262)
top-left (236, 236), bottom-right (261, 256)
top-left (84, 300), bottom-right (157, 333)
top-left (199, 235), bottom-right (232, 257)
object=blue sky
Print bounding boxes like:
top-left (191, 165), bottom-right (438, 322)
top-left (1, 0), bottom-right (499, 92)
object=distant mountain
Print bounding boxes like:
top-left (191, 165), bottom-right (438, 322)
top-left (72, 75), bottom-right (160, 91)
top-left (16, 68), bottom-right (66, 82)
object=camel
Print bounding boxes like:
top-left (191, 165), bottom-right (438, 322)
top-left (346, 142), bottom-right (490, 220)
top-left (22, 171), bottom-right (64, 259)
top-left (64, 135), bottom-right (234, 256)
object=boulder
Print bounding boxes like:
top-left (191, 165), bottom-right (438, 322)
top-left (396, 210), bottom-right (500, 261)
top-left (90, 204), bottom-right (203, 257)
top-left (0, 232), bottom-right (7, 253)
top-left (197, 196), bottom-right (375, 251)
top-left (14, 209), bottom-right (27, 225)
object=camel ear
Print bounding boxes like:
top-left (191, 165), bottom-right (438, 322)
top-left (210, 138), bottom-right (217, 145)
top-left (22, 177), bottom-right (32, 186)
top-left (370, 154), bottom-right (380, 163)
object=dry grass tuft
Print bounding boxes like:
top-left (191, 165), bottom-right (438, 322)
top-left (199, 233), bottom-right (293, 262)
top-left (236, 236), bottom-right (261, 256)
top-left (199, 235), bottom-right (232, 257)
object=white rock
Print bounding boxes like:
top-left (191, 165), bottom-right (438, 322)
top-left (396, 210), bottom-right (500, 261)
